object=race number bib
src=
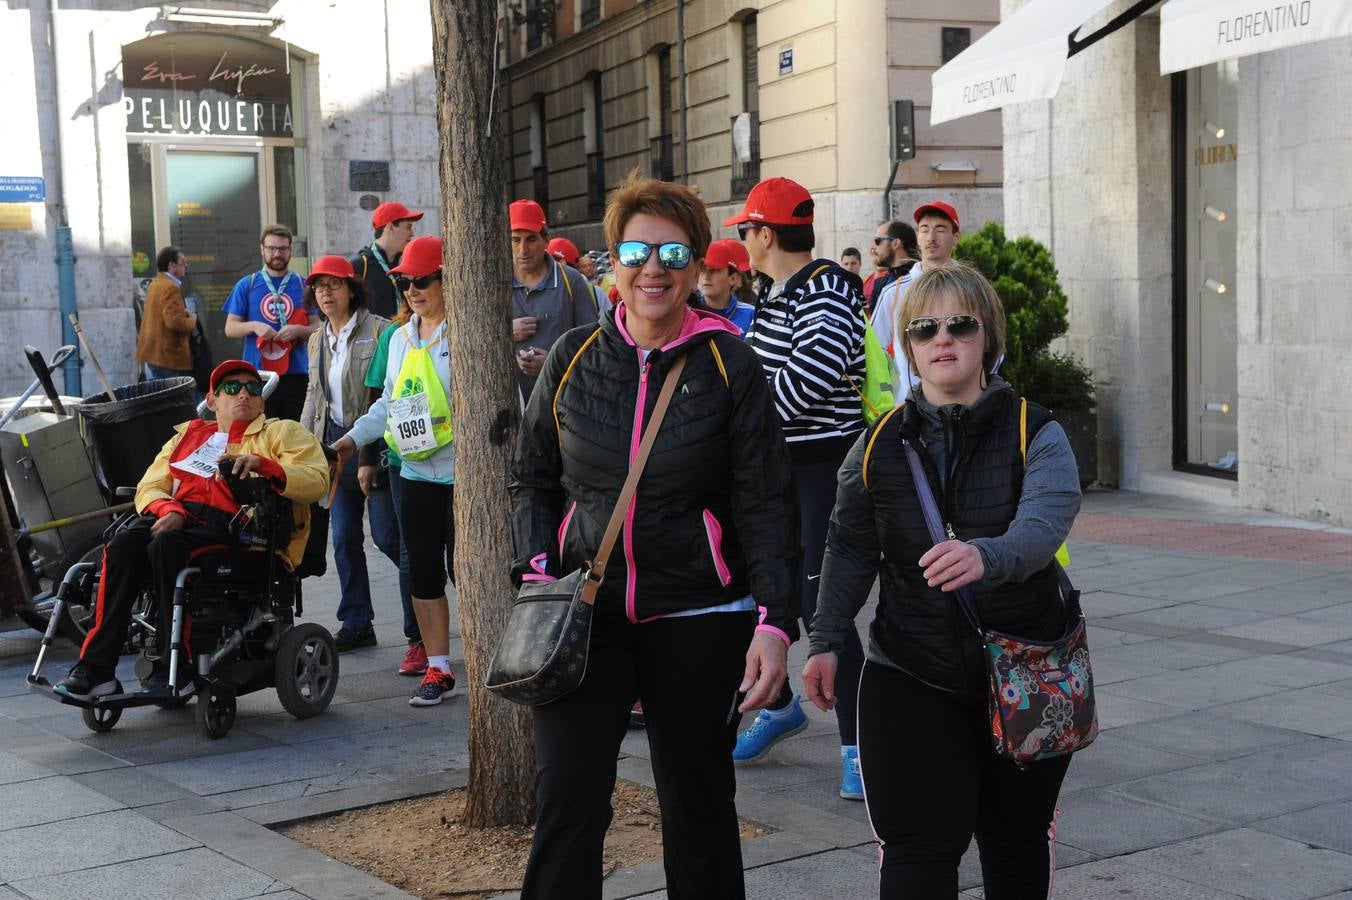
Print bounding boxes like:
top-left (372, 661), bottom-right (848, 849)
top-left (170, 432), bottom-right (229, 479)
top-left (388, 393), bottom-right (437, 456)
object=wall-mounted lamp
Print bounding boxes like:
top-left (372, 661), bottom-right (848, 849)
top-left (930, 161), bottom-right (980, 173)
top-left (1204, 401), bottom-right (1231, 414)
top-left (1204, 205), bottom-right (1227, 222)
top-left (1204, 120), bottom-right (1226, 139)
top-left (1204, 278), bottom-right (1228, 294)
top-left (160, 6), bottom-right (282, 26)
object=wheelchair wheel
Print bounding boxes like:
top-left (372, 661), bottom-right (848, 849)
top-left (81, 703), bottom-right (121, 734)
top-left (275, 623), bottom-right (339, 719)
top-left (197, 684), bottom-right (236, 739)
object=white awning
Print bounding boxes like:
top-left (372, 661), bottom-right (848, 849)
top-left (930, 0), bottom-right (1123, 126)
top-left (1161, 0), bottom-right (1352, 74)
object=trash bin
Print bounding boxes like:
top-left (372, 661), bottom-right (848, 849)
top-left (76, 377), bottom-right (199, 493)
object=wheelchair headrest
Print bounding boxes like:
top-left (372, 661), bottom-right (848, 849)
top-left (195, 370), bottom-right (280, 421)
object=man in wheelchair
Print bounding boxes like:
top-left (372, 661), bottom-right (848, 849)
top-left (54, 360), bottom-right (330, 700)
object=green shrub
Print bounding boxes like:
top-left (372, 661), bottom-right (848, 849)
top-left (955, 222), bottom-right (1095, 412)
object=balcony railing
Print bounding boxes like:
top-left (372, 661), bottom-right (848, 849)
top-left (532, 166), bottom-right (549, 217)
top-left (649, 133), bottom-right (674, 182)
top-left (730, 112), bottom-right (760, 198)
top-left (586, 151), bottom-right (606, 219)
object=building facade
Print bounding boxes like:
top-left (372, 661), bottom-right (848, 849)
top-left (0, 1), bottom-right (440, 397)
top-left (1001, 0), bottom-right (1352, 525)
top-left (503, 0), bottom-right (1005, 258)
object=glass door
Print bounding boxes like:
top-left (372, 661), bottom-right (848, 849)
top-left (1174, 62), bottom-right (1239, 477)
top-left (165, 149), bottom-right (264, 366)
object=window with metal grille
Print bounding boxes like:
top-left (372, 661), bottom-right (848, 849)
top-left (941, 27), bottom-right (971, 63)
top-left (580, 0), bottom-right (600, 28)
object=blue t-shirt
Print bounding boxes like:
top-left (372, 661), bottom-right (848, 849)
top-left (221, 269), bottom-right (309, 374)
top-left (709, 299), bottom-right (756, 337)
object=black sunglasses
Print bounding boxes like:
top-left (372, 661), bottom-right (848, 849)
top-left (615, 241), bottom-right (694, 270)
top-left (736, 223), bottom-right (762, 241)
top-left (872, 235), bottom-right (897, 245)
top-left (215, 380), bottom-right (264, 397)
top-left (395, 272), bottom-right (442, 293)
top-left (905, 314), bottom-right (982, 344)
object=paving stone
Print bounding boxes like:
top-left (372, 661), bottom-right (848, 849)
top-left (1107, 711), bottom-right (1308, 760)
top-left (1059, 732), bottom-right (1203, 792)
top-left (0, 691), bottom-right (78, 721)
top-left (1256, 799), bottom-right (1352, 855)
top-left (1056, 789), bottom-right (1225, 856)
top-left (1213, 688), bottom-right (1352, 737)
top-left (10, 740), bottom-right (130, 775)
top-left (1098, 665), bottom-right (1289, 711)
top-left (1216, 616), bottom-right (1352, 647)
top-left (1113, 738), bottom-right (1352, 825)
top-left (0, 716), bottom-right (66, 749)
top-left (1198, 585), bottom-right (1348, 615)
top-left (70, 720), bottom-right (283, 766)
top-left (140, 742), bottom-right (355, 796)
top-left (1094, 693), bottom-right (1185, 730)
top-left (1089, 635), bottom-right (1254, 671)
top-left (1101, 562), bottom-right (1297, 604)
top-left (69, 763), bottom-right (195, 807)
top-left (0, 747), bottom-right (57, 784)
top-left (1101, 603), bottom-right (1270, 635)
top-left (1121, 828), bottom-right (1352, 899)
top-left (0, 809), bottom-right (199, 882)
top-left (1043, 857), bottom-right (1246, 898)
top-left (1081, 590), bottom-right (1180, 617)
top-left (210, 769), bottom-right (392, 810)
top-left (1315, 678), bottom-right (1352, 699)
top-left (1199, 654), bottom-right (1352, 689)
top-left (239, 699), bottom-right (418, 745)
top-left (0, 775), bottom-right (125, 830)
top-left (10, 847), bottom-right (276, 900)
top-left (1071, 555), bottom-right (1235, 593)
top-left (628, 848), bottom-right (880, 899)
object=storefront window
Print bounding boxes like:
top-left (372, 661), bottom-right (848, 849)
top-left (122, 33), bottom-right (307, 367)
top-left (1176, 61), bottom-right (1239, 476)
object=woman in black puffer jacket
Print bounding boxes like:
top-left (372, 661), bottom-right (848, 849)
top-left (509, 174), bottom-right (799, 900)
top-left (804, 264), bottom-right (1082, 899)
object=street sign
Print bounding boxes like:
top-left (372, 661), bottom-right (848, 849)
top-left (779, 48), bottom-right (794, 76)
top-left (0, 177), bottom-right (45, 203)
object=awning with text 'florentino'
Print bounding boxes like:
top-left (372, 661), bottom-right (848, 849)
top-left (1161, 0), bottom-right (1352, 74)
top-left (930, 0), bottom-right (1150, 126)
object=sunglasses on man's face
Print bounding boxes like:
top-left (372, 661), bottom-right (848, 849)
top-left (872, 235), bottom-right (897, 245)
top-left (736, 224), bottom-right (761, 241)
top-left (395, 272), bottom-right (442, 293)
top-left (615, 241), bottom-right (694, 270)
top-left (905, 314), bottom-right (982, 344)
top-left (215, 380), bottom-right (264, 397)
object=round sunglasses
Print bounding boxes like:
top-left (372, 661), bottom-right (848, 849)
top-left (905, 314), bottom-right (982, 344)
top-left (395, 272), bottom-right (442, 293)
top-left (215, 380), bottom-right (264, 397)
top-left (615, 241), bottom-right (694, 270)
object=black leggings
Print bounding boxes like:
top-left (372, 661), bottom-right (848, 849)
top-left (524, 607), bottom-right (755, 900)
top-left (776, 441), bottom-right (865, 745)
top-left (858, 661), bottom-right (1071, 899)
top-left (396, 478), bottom-right (455, 598)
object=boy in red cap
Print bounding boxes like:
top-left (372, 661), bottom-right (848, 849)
top-left (697, 239), bottom-right (756, 335)
top-left (54, 360), bottom-right (329, 701)
top-left (352, 201), bottom-right (423, 319)
top-left (871, 200), bottom-right (962, 373)
top-left (724, 176), bottom-right (871, 801)
top-left (509, 199), bottom-right (598, 400)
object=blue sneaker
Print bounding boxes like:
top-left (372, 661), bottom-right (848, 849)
top-left (840, 746), bottom-right (864, 800)
top-left (732, 696), bottom-right (808, 763)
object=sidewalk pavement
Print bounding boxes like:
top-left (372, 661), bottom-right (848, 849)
top-left (3, 489), bottom-right (1352, 899)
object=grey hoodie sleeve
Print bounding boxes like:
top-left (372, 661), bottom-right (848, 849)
top-left (968, 420), bottom-right (1081, 587)
top-left (809, 432), bottom-right (881, 657)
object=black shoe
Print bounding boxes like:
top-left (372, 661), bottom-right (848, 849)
top-left (141, 663), bottom-right (193, 694)
top-left (54, 661), bottom-right (117, 701)
top-left (334, 623), bottom-right (377, 651)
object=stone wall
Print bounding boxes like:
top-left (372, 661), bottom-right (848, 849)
top-left (1235, 37), bottom-right (1352, 525)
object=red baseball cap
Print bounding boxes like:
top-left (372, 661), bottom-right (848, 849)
top-left (305, 255), bottom-right (356, 284)
top-left (703, 239), bottom-right (746, 272)
top-left (372, 202), bottom-right (424, 230)
top-left (210, 359), bottom-right (262, 394)
top-left (547, 237), bottom-right (580, 265)
top-left (913, 200), bottom-right (960, 230)
top-left (509, 199), bottom-right (547, 234)
top-left (389, 236), bottom-right (443, 278)
top-left (722, 177), bottom-right (814, 227)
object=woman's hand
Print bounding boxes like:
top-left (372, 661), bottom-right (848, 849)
top-left (918, 539), bottom-right (985, 592)
top-left (802, 651), bottom-right (839, 712)
top-left (357, 465), bottom-right (378, 497)
top-left (738, 631), bottom-right (788, 713)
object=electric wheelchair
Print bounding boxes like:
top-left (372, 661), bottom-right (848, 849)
top-left (27, 457), bottom-right (339, 739)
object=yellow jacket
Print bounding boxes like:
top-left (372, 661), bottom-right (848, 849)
top-left (135, 415), bottom-right (330, 567)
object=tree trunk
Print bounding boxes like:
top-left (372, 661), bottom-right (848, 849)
top-left (430, 0), bottom-right (536, 828)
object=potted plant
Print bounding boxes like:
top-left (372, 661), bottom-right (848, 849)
top-left (956, 222), bottom-right (1097, 486)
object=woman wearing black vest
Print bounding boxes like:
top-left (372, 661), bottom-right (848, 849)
top-left (804, 264), bottom-right (1082, 898)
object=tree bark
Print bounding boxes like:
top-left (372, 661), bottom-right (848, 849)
top-left (430, 0), bottom-right (536, 828)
